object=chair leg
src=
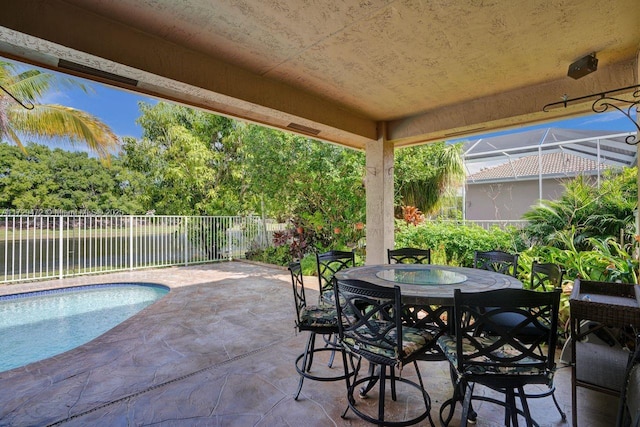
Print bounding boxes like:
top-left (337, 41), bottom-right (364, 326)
top-left (295, 332), bottom-right (356, 401)
top-left (505, 389), bottom-right (519, 427)
top-left (390, 366), bottom-right (397, 401)
top-left (358, 362), bottom-right (379, 397)
top-left (323, 333), bottom-right (337, 367)
top-left (294, 332), bottom-right (316, 400)
top-left (340, 349), bottom-right (361, 419)
top-left (518, 385), bottom-right (566, 421)
top-left (378, 365), bottom-right (387, 423)
top-left (460, 382), bottom-right (475, 427)
top-left (517, 386), bottom-right (534, 427)
top-left (305, 333), bottom-right (317, 371)
top-left (439, 374), bottom-right (478, 427)
top-left (550, 389), bottom-right (567, 420)
top-left (344, 360), bottom-right (432, 426)
top-left (413, 361), bottom-right (436, 427)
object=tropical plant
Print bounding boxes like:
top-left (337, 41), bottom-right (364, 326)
top-left (519, 235), bottom-right (638, 337)
top-left (236, 123), bottom-right (367, 246)
top-left (394, 142), bottom-right (465, 216)
top-left (401, 205), bottom-right (425, 225)
top-left (523, 168), bottom-right (637, 251)
top-left (0, 61), bottom-right (118, 159)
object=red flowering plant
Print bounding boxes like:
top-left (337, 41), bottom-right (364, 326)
top-left (271, 221), bottom-right (318, 261)
top-left (402, 205), bottom-right (425, 226)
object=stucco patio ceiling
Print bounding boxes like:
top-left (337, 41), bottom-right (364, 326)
top-left (0, 0), bottom-right (638, 150)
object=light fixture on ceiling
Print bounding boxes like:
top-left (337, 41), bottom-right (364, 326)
top-left (567, 53), bottom-right (598, 79)
top-left (58, 59), bottom-right (138, 86)
top-left (287, 122), bottom-right (321, 136)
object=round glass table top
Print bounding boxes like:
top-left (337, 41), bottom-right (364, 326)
top-left (375, 267), bottom-right (467, 286)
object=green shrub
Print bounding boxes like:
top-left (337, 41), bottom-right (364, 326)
top-left (394, 220), bottom-right (525, 267)
top-left (245, 245), bottom-right (291, 266)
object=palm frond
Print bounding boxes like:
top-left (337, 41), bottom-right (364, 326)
top-left (2, 68), bottom-right (90, 103)
top-left (8, 104), bottom-right (118, 159)
top-left (3, 126), bottom-right (24, 152)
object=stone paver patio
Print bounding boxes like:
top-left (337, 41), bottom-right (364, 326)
top-left (0, 261), bottom-right (618, 426)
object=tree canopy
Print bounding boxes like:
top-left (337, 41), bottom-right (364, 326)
top-left (119, 102), bottom-right (240, 215)
top-left (0, 142), bottom-right (144, 212)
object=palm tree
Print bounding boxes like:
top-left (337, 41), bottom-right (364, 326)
top-left (394, 142), bottom-right (465, 215)
top-left (0, 61), bottom-right (118, 159)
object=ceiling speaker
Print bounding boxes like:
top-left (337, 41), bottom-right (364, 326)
top-left (567, 53), bottom-right (598, 80)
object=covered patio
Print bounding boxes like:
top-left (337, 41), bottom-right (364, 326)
top-left (0, 4), bottom-right (637, 425)
top-left (0, 262), bottom-right (618, 426)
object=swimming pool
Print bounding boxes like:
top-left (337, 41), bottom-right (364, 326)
top-left (0, 283), bottom-right (169, 372)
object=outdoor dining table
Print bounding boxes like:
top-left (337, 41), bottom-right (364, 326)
top-left (334, 263), bottom-right (523, 307)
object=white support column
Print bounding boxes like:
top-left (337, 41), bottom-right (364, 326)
top-left (365, 122), bottom-right (394, 265)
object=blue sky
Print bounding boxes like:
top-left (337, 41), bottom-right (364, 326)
top-left (5, 57), bottom-right (637, 152)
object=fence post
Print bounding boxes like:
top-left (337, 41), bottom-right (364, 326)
top-left (3, 213), bottom-right (7, 283)
top-left (184, 216), bottom-right (189, 266)
top-left (129, 215), bottom-right (134, 271)
top-left (58, 216), bottom-right (64, 280)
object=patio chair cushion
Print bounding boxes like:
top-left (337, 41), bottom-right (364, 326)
top-left (437, 334), bottom-right (549, 377)
top-left (343, 320), bottom-right (434, 360)
top-left (299, 304), bottom-right (338, 328)
top-left (321, 289), bottom-right (335, 304)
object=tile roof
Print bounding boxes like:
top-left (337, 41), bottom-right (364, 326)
top-left (467, 152), bottom-right (610, 182)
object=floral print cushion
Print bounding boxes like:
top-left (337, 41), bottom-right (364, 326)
top-left (343, 321), bottom-right (434, 361)
top-left (299, 304), bottom-right (338, 328)
top-left (437, 334), bottom-right (548, 376)
top-left (321, 290), bottom-right (335, 304)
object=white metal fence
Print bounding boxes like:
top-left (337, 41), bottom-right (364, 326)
top-left (1, 214), bottom-right (285, 284)
top-left (423, 219), bottom-right (528, 230)
top-left (457, 219), bottom-right (528, 230)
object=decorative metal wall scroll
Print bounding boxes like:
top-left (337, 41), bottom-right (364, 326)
top-left (543, 84), bottom-right (640, 145)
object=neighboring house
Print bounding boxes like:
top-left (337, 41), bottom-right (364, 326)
top-left (462, 128), bottom-right (637, 221)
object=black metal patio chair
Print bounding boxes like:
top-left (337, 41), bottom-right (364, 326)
top-left (387, 247), bottom-right (432, 265)
top-left (493, 261), bottom-right (566, 421)
top-left (316, 249), bottom-right (355, 303)
top-left (333, 277), bottom-right (435, 427)
top-left (289, 261), bottom-right (353, 400)
top-left (438, 287), bottom-right (561, 427)
top-left (387, 247), bottom-right (445, 362)
top-left (529, 261), bottom-right (564, 292)
top-left (474, 250), bottom-right (519, 277)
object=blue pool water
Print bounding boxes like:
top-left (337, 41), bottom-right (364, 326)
top-left (0, 283), bottom-right (169, 372)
